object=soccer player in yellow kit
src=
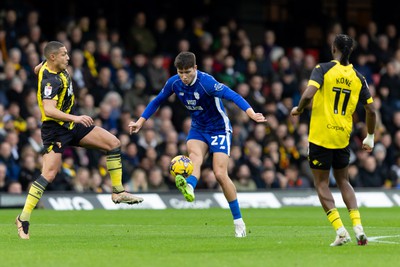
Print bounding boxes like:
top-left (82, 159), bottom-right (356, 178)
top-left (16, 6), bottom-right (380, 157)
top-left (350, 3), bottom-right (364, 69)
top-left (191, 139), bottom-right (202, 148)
top-left (291, 34), bottom-right (376, 246)
top-left (16, 41), bottom-right (143, 240)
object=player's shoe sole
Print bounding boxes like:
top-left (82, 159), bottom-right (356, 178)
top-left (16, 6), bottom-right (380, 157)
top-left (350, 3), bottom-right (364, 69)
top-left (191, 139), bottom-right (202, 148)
top-left (112, 192), bottom-right (144, 204)
top-left (175, 175), bottom-right (195, 202)
top-left (15, 216), bottom-right (30, 240)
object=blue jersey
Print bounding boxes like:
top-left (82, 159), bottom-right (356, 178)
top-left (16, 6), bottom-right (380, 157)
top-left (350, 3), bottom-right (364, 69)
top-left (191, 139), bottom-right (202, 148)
top-left (142, 70), bottom-right (251, 133)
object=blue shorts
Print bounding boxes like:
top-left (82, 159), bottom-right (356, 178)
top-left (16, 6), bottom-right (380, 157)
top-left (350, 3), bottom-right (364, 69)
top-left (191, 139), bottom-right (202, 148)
top-left (187, 128), bottom-right (231, 155)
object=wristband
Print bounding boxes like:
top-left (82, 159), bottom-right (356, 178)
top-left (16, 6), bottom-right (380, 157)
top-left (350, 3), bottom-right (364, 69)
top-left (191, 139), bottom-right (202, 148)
top-left (362, 133), bottom-right (374, 148)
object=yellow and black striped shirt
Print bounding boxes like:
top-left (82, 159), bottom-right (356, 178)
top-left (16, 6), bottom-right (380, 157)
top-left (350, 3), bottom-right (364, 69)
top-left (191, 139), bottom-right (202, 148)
top-left (37, 62), bottom-right (75, 129)
top-left (308, 60), bottom-right (373, 149)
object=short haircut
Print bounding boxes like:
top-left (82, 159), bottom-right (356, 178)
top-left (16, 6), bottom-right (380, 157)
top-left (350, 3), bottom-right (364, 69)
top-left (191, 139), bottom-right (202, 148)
top-left (44, 41), bottom-right (65, 59)
top-left (174, 51), bottom-right (196, 69)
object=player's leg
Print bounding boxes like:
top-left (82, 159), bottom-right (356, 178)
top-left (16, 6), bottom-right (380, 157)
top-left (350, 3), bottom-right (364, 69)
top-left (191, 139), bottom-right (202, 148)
top-left (175, 139), bottom-right (208, 202)
top-left (16, 151), bottom-right (61, 239)
top-left (334, 167), bottom-right (367, 245)
top-left (312, 168), bottom-right (351, 246)
top-left (309, 142), bottom-right (349, 246)
top-left (79, 126), bottom-right (143, 204)
top-left (212, 152), bottom-right (246, 237)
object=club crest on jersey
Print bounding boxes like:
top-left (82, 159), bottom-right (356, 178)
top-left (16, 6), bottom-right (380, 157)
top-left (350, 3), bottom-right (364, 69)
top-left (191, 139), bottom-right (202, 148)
top-left (44, 83), bottom-right (52, 96)
top-left (214, 83), bottom-right (223, 91)
top-left (179, 92), bottom-right (184, 96)
top-left (194, 92), bottom-right (199, 99)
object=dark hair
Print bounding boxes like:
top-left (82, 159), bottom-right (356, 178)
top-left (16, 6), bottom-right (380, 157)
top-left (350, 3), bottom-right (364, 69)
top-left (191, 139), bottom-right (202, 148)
top-left (333, 34), bottom-right (354, 65)
top-left (44, 41), bottom-right (65, 59)
top-left (174, 51), bottom-right (196, 69)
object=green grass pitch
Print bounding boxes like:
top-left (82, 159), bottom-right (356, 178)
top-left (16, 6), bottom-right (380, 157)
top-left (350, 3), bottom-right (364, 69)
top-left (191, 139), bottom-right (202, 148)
top-left (1, 207), bottom-right (399, 267)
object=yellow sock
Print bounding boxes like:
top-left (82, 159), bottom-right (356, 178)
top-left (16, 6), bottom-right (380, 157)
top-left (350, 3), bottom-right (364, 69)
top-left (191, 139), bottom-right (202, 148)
top-left (20, 176), bottom-right (48, 221)
top-left (106, 148), bottom-right (124, 193)
top-left (349, 209), bottom-right (362, 226)
top-left (326, 208), bottom-right (344, 231)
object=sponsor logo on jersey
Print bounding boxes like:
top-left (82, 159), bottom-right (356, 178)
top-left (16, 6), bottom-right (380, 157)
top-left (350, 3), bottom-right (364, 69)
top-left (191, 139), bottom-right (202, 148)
top-left (185, 105), bottom-right (203, 111)
top-left (214, 83), bottom-right (223, 91)
top-left (327, 124), bottom-right (344, 131)
top-left (186, 100), bottom-right (197, 105)
top-left (44, 83), bottom-right (52, 96)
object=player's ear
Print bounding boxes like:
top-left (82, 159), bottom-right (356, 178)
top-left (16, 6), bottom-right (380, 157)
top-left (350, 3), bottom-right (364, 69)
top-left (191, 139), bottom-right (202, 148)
top-left (194, 65), bottom-right (198, 70)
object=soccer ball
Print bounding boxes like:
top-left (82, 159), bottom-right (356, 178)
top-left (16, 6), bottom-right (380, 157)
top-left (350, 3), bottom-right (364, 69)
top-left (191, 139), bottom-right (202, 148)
top-left (169, 155), bottom-right (193, 178)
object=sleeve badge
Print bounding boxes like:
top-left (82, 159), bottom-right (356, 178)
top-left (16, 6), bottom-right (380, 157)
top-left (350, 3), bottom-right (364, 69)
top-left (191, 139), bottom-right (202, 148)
top-left (44, 83), bottom-right (53, 96)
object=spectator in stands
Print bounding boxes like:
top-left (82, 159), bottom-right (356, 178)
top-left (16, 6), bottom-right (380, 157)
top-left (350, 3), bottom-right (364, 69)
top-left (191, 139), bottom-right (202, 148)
top-left (148, 166), bottom-right (169, 192)
top-left (7, 180), bottom-right (22, 193)
top-left (3, 9), bottom-right (19, 49)
top-left (233, 164), bottom-right (257, 191)
top-left (115, 68), bottom-right (133, 93)
top-left (375, 34), bottom-right (394, 71)
top-left (198, 167), bottom-right (220, 190)
top-left (152, 16), bottom-right (172, 55)
top-left (282, 163), bottom-right (311, 189)
top-left (217, 55), bottom-right (245, 88)
top-left (72, 167), bottom-right (92, 192)
top-left (0, 162), bottom-right (8, 191)
top-left (147, 54), bottom-right (169, 95)
top-left (0, 140), bottom-right (20, 181)
top-left (234, 44), bottom-right (251, 75)
top-left (359, 155), bottom-right (385, 187)
top-left (89, 66), bottom-right (116, 106)
top-left (124, 167), bottom-right (148, 192)
top-left (378, 60), bottom-right (400, 111)
top-left (129, 12), bottom-right (156, 55)
top-left (253, 44), bottom-right (274, 82)
top-left (77, 93), bottom-right (98, 118)
top-left (108, 46), bottom-right (132, 87)
top-left (263, 30), bottom-right (284, 69)
top-left (354, 53), bottom-right (374, 85)
top-left (70, 49), bottom-right (96, 91)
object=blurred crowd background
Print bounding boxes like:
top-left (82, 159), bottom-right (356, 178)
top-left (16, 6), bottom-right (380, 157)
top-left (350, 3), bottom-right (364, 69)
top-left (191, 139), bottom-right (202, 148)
top-left (1, 0), bottom-right (400, 194)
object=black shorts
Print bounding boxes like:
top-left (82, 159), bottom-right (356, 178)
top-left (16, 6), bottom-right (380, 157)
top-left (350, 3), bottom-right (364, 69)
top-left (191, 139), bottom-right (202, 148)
top-left (308, 142), bottom-right (350, 170)
top-left (41, 121), bottom-right (94, 154)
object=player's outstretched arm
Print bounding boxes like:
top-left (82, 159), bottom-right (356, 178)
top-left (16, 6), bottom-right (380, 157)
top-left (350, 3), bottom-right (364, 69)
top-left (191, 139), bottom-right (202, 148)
top-left (246, 108), bottom-right (267, 123)
top-left (129, 117), bottom-right (146, 134)
top-left (290, 85), bottom-right (318, 116)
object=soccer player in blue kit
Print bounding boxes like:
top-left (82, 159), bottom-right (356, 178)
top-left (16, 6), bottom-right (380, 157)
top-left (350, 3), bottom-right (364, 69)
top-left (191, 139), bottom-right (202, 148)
top-left (129, 52), bottom-right (267, 237)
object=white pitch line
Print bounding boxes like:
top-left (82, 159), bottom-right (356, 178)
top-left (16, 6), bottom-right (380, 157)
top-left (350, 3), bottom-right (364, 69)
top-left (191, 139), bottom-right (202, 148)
top-left (368, 235), bottom-right (400, 244)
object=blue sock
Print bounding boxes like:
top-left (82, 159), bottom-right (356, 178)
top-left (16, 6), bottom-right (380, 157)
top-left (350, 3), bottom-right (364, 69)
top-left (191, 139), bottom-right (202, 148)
top-left (186, 175), bottom-right (198, 189)
top-left (229, 199), bottom-right (242, 219)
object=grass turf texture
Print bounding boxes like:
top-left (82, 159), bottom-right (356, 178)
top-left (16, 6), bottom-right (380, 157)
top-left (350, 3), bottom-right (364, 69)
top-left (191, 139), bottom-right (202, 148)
top-left (1, 207), bottom-right (399, 267)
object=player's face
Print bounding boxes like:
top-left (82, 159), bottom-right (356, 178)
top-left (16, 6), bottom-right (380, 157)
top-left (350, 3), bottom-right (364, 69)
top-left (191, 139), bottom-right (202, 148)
top-left (177, 66), bottom-right (197, 85)
top-left (54, 47), bottom-right (70, 71)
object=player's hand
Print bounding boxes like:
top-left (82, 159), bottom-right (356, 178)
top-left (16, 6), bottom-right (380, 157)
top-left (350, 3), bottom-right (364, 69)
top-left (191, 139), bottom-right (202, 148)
top-left (34, 62), bottom-right (44, 75)
top-left (251, 113), bottom-right (267, 123)
top-left (75, 115), bottom-right (94, 127)
top-left (129, 121), bottom-right (142, 134)
top-left (290, 106), bottom-right (303, 116)
top-left (362, 134), bottom-right (374, 152)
